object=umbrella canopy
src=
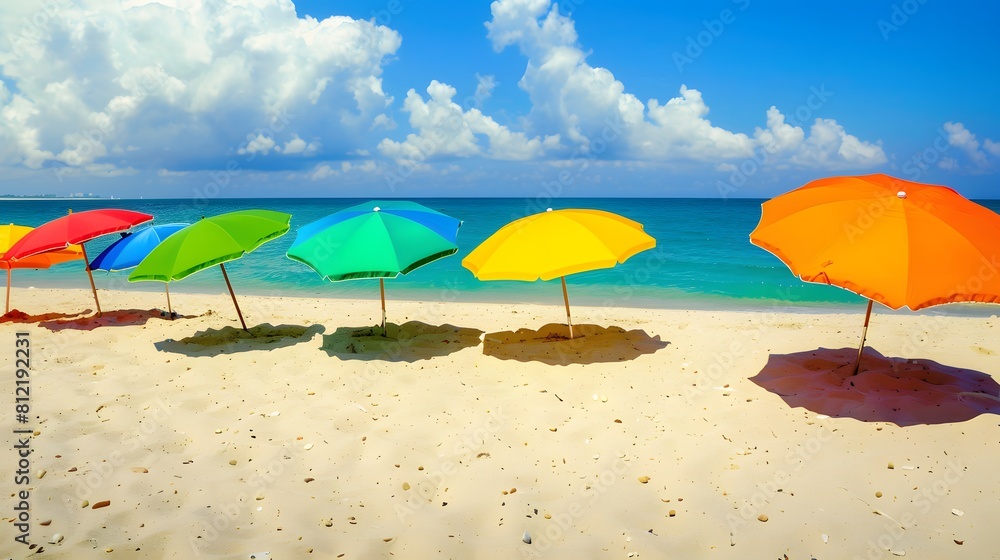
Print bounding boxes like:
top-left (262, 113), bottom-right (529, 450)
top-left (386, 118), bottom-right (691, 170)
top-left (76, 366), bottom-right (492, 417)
top-left (1, 224), bottom-right (83, 270)
top-left (5, 209), bottom-right (153, 260)
top-left (463, 208), bottom-right (656, 338)
top-left (90, 223), bottom-right (190, 272)
top-left (286, 200), bottom-right (461, 330)
top-left (750, 173), bottom-right (1000, 373)
top-left (129, 210), bottom-right (291, 330)
top-left (4, 209), bottom-right (152, 316)
top-left (89, 223), bottom-right (189, 315)
top-left (1, 224), bottom-right (84, 314)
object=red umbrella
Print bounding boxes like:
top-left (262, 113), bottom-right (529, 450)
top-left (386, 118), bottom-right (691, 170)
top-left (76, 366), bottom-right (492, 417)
top-left (6, 209), bottom-right (153, 316)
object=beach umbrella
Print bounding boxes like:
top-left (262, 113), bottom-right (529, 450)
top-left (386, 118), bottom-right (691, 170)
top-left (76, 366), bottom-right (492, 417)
top-left (462, 208), bottom-right (656, 338)
top-left (1, 224), bottom-right (84, 314)
top-left (5, 209), bottom-right (153, 316)
top-left (750, 173), bottom-right (1000, 374)
top-left (128, 210), bottom-right (291, 331)
top-left (89, 223), bottom-right (189, 315)
top-left (285, 200), bottom-right (461, 332)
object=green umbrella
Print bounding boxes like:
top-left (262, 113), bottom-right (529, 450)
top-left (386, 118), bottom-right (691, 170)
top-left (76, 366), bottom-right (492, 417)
top-left (285, 200), bottom-right (461, 332)
top-left (128, 210), bottom-right (291, 331)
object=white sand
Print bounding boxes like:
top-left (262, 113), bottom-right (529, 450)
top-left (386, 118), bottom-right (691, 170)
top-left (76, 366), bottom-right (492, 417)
top-left (1, 287), bottom-right (998, 559)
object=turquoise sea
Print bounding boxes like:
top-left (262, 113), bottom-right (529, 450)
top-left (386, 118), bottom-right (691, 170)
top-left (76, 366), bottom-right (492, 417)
top-left (3, 197), bottom-right (999, 315)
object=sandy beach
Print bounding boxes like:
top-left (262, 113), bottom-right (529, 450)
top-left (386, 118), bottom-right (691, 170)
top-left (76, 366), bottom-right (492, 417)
top-left (2, 287), bottom-right (998, 559)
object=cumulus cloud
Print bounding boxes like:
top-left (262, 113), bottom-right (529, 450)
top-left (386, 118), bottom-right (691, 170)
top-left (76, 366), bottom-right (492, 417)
top-left (942, 122), bottom-right (997, 169)
top-left (378, 80), bottom-right (558, 162)
top-left (277, 134), bottom-right (319, 155)
top-left (0, 0), bottom-right (400, 174)
top-left (308, 159), bottom-right (377, 180)
top-left (483, 0), bottom-right (885, 168)
top-left (239, 134), bottom-right (277, 156)
top-left (752, 107), bottom-right (886, 168)
top-left (309, 163), bottom-right (338, 181)
top-left (985, 139), bottom-right (1000, 157)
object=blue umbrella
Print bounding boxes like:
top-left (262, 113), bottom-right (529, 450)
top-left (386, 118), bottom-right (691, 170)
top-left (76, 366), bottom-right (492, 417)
top-left (90, 223), bottom-right (189, 314)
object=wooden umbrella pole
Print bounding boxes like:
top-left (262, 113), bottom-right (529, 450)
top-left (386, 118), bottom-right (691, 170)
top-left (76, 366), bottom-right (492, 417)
top-left (561, 276), bottom-right (574, 339)
top-left (79, 243), bottom-right (102, 317)
top-left (379, 277), bottom-right (387, 335)
top-left (219, 263), bottom-right (248, 331)
top-left (852, 299), bottom-right (874, 375)
top-left (5, 268), bottom-right (10, 315)
top-left (165, 283), bottom-right (173, 317)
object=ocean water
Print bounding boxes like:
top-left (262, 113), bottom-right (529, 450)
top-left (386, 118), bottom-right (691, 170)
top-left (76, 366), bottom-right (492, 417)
top-left (2, 197), bottom-right (999, 316)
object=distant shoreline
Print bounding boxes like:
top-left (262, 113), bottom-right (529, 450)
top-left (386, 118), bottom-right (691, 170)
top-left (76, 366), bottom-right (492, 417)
top-left (2, 196), bottom-right (998, 202)
top-left (0, 197), bottom-right (115, 201)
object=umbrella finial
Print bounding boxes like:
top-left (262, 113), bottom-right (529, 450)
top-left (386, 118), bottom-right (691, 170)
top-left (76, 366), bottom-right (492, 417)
top-left (897, 191), bottom-right (907, 199)
top-left (546, 208), bottom-right (553, 212)
top-left (373, 206), bottom-right (381, 212)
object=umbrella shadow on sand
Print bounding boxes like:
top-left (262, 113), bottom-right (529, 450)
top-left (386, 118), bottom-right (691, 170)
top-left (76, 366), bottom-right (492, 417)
top-left (321, 321), bottom-right (483, 362)
top-left (37, 309), bottom-right (196, 331)
top-left (2, 309), bottom-right (85, 324)
top-left (750, 347), bottom-right (1000, 426)
top-left (155, 323), bottom-right (326, 356)
top-left (483, 323), bottom-right (669, 366)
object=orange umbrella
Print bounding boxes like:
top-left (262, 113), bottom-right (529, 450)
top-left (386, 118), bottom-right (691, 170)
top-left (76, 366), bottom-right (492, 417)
top-left (750, 173), bottom-right (1000, 373)
top-left (1, 224), bottom-right (84, 314)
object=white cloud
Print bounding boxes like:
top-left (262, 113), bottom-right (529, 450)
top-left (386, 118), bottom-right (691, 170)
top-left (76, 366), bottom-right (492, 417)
top-left (309, 163), bottom-right (338, 180)
top-left (483, 0), bottom-right (885, 168)
top-left (308, 159), bottom-right (378, 180)
top-left (474, 73), bottom-right (497, 103)
top-left (751, 109), bottom-right (886, 168)
top-left (239, 134), bottom-right (276, 156)
top-left (985, 139), bottom-right (1000, 157)
top-left (0, 0), bottom-right (400, 174)
top-left (341, 160), bottom-right (377, 173)
top-left (753, 107), bottom-right (805, 155)
top-left (638, 86), bottom-right (754, 160)
top-left (0, 94), bottom-right (56, 169)
top-left (278, 134), bottom-right (319, 155)
top-left (943, 121), bottom-right (997, 169)
top-left (378, 80), bottom-right (557, 162)
top-left (371, 113), bottom-right (395, 130)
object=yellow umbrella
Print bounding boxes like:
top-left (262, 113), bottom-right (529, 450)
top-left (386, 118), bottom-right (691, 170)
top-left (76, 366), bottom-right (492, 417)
top-left (1, 224), bottom-right (84, 314)
top-left (462, 208), bottom-right (656, 338)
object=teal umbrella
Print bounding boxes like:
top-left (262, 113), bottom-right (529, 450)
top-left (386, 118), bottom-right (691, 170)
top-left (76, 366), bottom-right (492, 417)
top-left (129, 210), bottom-right (291, 331)
top-left (286, 201), bottom-right (461, 331)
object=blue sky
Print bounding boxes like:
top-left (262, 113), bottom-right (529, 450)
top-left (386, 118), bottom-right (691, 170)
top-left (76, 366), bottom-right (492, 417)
top-left (0, 0), bottom-right (998, 198)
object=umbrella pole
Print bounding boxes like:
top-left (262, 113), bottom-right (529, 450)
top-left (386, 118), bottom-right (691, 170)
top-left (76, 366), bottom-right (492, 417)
top-left (80, 244), bottom-right (102, 317)
top-left (219, 263), bottom-right (248, 331)
top-left (379, 278), bottom-right (387, 336)
top-left (852, 299), bottom-right (874, 375)
top-left (561, 276), bottom-right (574, 339)
top-left (5, 268), bottom-right (10, 315)
top-left (165, 283), bottom-right (173, 317)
